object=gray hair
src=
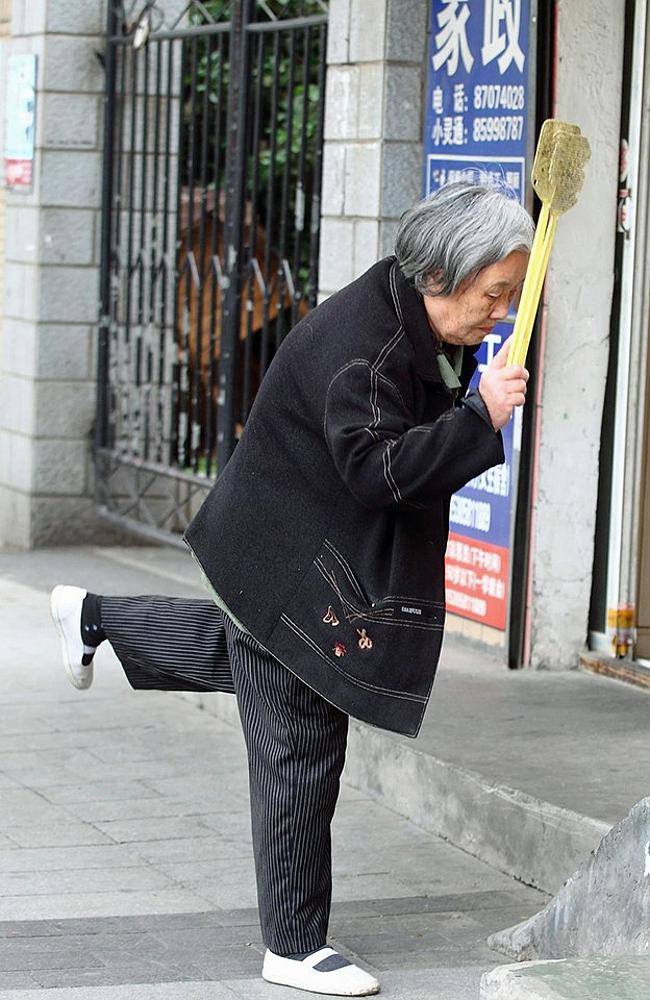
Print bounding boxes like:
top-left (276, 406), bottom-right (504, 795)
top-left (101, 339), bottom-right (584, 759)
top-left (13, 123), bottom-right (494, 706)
top-left (394, 182), bottom-right (534, 296)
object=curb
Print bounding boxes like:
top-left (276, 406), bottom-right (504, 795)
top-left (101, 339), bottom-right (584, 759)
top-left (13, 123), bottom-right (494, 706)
top-left (181, 692), bottom-right (609, 895)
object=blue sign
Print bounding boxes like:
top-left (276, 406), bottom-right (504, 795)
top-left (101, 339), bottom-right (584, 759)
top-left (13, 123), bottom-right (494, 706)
top-left (424, 0), bottom-right (531, 630)
top-left (424, 0), bottom-right (530, 199)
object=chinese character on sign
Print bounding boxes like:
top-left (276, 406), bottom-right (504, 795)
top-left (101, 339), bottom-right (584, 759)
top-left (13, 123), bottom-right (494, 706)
top-left (453, 83), bottom-right (466, 113)
top-left (432, 85), bottom-right (444, 114)
top-left (453, 116), bottom-right (465, 145)
top-left (481, 0), bottom-right (525, 73)
top-left (432, 0), bottom-right (474, 76)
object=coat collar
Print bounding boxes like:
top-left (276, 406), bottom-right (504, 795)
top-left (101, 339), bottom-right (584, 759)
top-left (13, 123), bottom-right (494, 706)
top-left (388, 258), bottom-right (478, 388)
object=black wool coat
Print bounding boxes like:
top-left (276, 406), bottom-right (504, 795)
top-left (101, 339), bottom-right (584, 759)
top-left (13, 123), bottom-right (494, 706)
top-left (185, 257), bottom-right (505, 736)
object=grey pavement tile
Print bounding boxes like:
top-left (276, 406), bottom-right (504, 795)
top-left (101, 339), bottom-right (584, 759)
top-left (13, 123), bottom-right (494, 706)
top-left (211, 907), bottom-right (260, 928)
top-left (48, 912), bottom-right (223, 935)
top-left (0, 845), bottom-right (144, 874)
top-left (0, 981), bottom-right (239, 998)
top-left (39, 780), bottom-right (164, 805)
top-left (0, 889), bottom-right (214, 921)
top-left (0, 732), bottom-right (99, 752)
top-left (0, 866), bottom-right (174, 897)
top-left (358, 947), bottom-right (501, 971)
top-left (132, 835), bottom-right (251, 865)
top-left (0, 776), bottom-right (20, 790)
top-left (0, 947), bottom-right (106, 972)
top-left (28, 963), bottom-right (210, 989)
top-left (5, 824), bottom-right (115, 848)
top-left (191, 883), bottom-right (260, 911)
top-left (3, 766), bottom-right (95, 788)
top-left (92, 816), bottom-right (217, 844)
top-left (0, 920), bottom-right (64, 938)
top-left (0, 751), bottom-right (61, 770)
top-left (396, 867), bottom-right (519, 894)
top-left (61, 797), bottom-right (208, 824)
top-left (378, 965), bottom-right (494, 1000)
top-left (0, 788), bottom-right (80, 827)
top-left (153, 858), bottom-right (255, 887)
top-left (0, 971), bottom-right (41, 989)
top-left (187, 812), bottom-right (253, 841)
top-left (330, 928), bottom-right (456, 957)
top-left (331, 872), bottom-right (416, 902)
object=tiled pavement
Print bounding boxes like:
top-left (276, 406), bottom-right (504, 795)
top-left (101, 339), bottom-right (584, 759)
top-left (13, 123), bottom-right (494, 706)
top-left (0, 560), bottom-right (548, 999)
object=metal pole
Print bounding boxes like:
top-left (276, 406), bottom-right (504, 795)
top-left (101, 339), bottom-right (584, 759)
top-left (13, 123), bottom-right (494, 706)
top-left (217, 0), bottom-right (254, 473)
top-left (96, 3), bottom-right (120, 466)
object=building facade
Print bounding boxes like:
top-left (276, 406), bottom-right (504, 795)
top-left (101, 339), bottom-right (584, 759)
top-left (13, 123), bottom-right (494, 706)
top-left (1, 0), bottom-right (648, 679)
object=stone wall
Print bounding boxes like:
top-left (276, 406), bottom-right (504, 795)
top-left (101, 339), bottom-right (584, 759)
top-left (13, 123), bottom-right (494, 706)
top-left (0, 0), bottom-right (108, 547)
top-left (318, 0), bottom-right (427, 297)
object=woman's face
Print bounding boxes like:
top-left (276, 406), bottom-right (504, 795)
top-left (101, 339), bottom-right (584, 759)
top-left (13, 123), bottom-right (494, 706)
top-left (422, 250), bottom-right (529, 347)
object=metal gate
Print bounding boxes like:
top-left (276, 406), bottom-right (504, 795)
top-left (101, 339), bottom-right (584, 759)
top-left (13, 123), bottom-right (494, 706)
top-left (95, 0), bottom-right (328, 543)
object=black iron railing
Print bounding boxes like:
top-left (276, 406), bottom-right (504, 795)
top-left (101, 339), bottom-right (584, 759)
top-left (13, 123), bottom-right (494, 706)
top-left (96, 0), bottom-right (327, 542)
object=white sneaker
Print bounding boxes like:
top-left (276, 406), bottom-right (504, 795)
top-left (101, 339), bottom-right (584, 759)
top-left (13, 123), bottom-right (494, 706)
top-left (262, 947), bottom-right (380, 996)
top-left (50, 585), bottom-right (94, 690)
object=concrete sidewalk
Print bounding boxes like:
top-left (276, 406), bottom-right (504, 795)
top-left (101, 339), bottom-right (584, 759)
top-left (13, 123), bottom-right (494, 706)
top-left (0, 546), bottom-right (547, 999)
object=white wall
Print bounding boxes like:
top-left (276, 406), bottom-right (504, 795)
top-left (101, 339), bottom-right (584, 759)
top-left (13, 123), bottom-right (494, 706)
top-left (528, 0), bottom-right (626, 668)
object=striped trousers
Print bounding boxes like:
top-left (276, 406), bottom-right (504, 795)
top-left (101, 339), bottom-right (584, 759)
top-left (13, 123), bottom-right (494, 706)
top-left (101, 596), bottom-right (349, 955)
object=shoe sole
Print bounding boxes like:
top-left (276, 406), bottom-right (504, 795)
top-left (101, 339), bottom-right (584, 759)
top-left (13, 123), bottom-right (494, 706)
top-left (262, 974), bottom-right (379, 997)
top-left (50, 586), bottom-right (93, 691)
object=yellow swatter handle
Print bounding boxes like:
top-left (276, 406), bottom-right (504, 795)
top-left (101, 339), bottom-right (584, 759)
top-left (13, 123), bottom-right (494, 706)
top-left (511, 214), bottom-right (557, 368)
top-left (507, 204), bottom-right (555, 367)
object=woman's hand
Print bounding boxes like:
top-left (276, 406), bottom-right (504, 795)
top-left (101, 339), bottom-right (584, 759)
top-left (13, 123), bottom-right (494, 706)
top-left (478, 337), bottom-right (529, 431)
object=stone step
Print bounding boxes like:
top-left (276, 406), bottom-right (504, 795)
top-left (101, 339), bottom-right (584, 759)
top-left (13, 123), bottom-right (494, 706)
top-left (481, 956), bottom-right (650, 999)
top-left (184, 690), bottom-right (608, 897)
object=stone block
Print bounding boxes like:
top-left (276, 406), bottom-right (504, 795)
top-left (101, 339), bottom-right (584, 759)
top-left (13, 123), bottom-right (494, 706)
top-left (33, 380), bottom-right (95, 438)
top-left (0, 484), bottom-right (31, 549)
top-left (349, 0), bottom-right (386, 62)
top-left (0, 374), bottom-right (35, 436)
top-left (481, 956), bottom-right (650, 1000)
top-left (29, 495), bottom-right (120, 546)
top-left (40, 209), bottom-right (96, 266)
top-left (38, 265), bottom-right (99, 324)
top-left (0, 320), bottom-right (37, 378)
top-left (12, 0), bottom-right (46, 35)
top-left (344, 142), bottom-right (381, 217)
top-left (318, 217), bottom-right (354, 293)
top-left (42, 35), bottom-right (104, 94)
top-left (0, 429), bottom-right (33, 491)
top-left (4, 261), bottom-right (39, 323)
top-left (384, 65), bottom-right (422, 141)
top-left (353, 219), bottom-right (379, 275)
top-left (46, 0), bottom-right (106, 35)
top-left (41, 93), bottom-right (99, 150)
top-left (386, 0), bottom-right (429, 62)
top-left (321, 143), bottom-right (346, 216)
top-left (32, 438), bottom-right (87, 495)
top-left (379, 219), bottom-right (398, 258)
top-left (4, 206), bottom-right (40, 264)
top-left (357, 62), bottom-right (384, 140)
top-left (324, 65), bottom-right (360, 141)
top-left (40, 151), bottom-right (102, 208)
top-left (327, 0), bottom-right (351, 64)
top-left (35, 324), bottom-right (92, 380)
top-left (489, 797), bottom-right (650, 960)
top-left (380, 141), bottom-right (422, 218)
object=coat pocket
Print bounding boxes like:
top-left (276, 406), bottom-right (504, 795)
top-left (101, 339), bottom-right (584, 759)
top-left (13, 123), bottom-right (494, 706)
top-left (278, 537), bottom-right (445, 702)
top-left (316, 538), bottom-right (445, 630)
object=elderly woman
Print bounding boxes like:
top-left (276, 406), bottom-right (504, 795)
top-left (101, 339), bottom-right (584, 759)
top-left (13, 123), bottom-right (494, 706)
top-left (51, 182), bottom-right (532, 997)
